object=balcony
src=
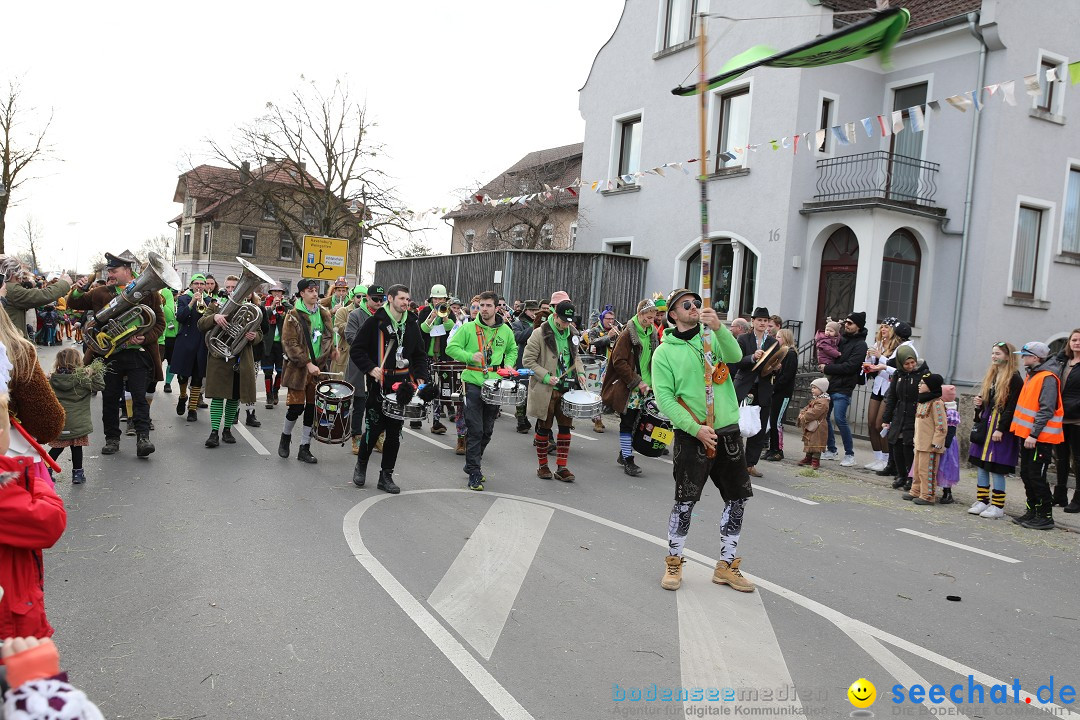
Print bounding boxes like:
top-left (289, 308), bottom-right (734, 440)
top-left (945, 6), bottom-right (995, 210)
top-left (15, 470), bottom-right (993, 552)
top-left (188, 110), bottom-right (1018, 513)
top-left (804, 151), bottom-right (944, 217)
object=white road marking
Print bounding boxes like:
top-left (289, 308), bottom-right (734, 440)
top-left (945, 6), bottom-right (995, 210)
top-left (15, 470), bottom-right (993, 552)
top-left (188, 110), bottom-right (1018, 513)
top-left (752, 485), bottom-right (819, 506)
top-left (896, 528), bottom-right (1021, 564)
top-left (344, 490), bottom-right (1077, 720)
top-left (232, 423), bottom-right (270, 455)
top-left (428, 499), bottom-right (553, 660)
top-left (678, 561), bottom-right (801, 715)
top-left (403, 427), bottom-right (453, 450)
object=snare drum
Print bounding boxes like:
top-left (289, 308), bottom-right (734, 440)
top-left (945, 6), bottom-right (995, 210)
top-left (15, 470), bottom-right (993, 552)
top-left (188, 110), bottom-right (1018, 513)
top-left (578, 354), bottom-right (604, 395)
top-left (314, 379), bottom-right (354, 445)
top-left (632, 399), bottom-right (674, 457)
top-left (481, 378), bottom-right (527, 406)
top-left (561, 389), bottom-right (602, 419)
top-left (432, 361), bottom-right (465, 406)
top-left (382, 392), bottom-right (428, 421)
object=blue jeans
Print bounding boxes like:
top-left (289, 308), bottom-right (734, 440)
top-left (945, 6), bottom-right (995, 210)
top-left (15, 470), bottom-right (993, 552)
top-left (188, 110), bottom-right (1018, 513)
top-left (826, 392), bottom-right (854, 455)
top-left (976, 466), bottom-right (1006, 492)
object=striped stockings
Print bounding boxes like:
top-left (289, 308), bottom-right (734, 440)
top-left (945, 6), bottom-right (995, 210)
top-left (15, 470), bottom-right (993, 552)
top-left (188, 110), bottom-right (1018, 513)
top-left (210, 398), bottom-right (240, 430)
top-left (555, 432), bottom-right (571, 468)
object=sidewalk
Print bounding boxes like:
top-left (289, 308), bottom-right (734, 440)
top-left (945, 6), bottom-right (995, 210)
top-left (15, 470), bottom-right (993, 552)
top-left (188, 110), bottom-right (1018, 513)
top-left (774, 434), bottom-right (1080, 533)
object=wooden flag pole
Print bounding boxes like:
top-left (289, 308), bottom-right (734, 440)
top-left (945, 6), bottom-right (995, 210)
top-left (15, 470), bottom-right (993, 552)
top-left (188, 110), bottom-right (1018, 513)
top-left (697, 11), bottom-right (715, 433)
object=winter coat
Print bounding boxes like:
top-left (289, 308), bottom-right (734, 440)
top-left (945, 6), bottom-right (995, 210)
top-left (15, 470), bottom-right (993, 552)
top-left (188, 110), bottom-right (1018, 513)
top-left (49, 362), bottom-right (106, 441)
top-left (523, 320), bottom-right (586, 419)
top-left (583, 322), bottom-right (618, 359)
top-left (281, 304), bottom-right (336, 391)
top-left (197, 313), bottom-right (263, 403)
top-left (814, 332), bottom-right (840, 365)
top-left (167, 293), bottom-right (210, 380)
top-left (771, 348), bottom-right (799, 400)
top-left (601, 320), bottom-right (658, 414)
top-left (511, 313), bottom-right (538, 367)
top-left (651, 324), bottom-right (743, 435)
top-left (882, 360), bottom-right (929, 444)
top-left (4, 280), bottom-right (71, 341)
top-left (260, 298), bottom-right (292, 355)
top-left (822, 327), bottom-right (869, 396)
top-left (66, 283), bottom-right (166, 381)
top-left (1057, 354), bottom-right (1080, 421)
top-left (343, 304), bottom-right (375, 394)
top-left (350, 307), bottom-right (430, 397)
top-left (798, 395), bottom-right (830, 452)
top-left (969, 372), bottom-right (1024, 473)
top-left (0, 455), bottom-right (67, 639)
top-left (913, 398), bottom-right (948, 453)
top-left (331, 303), bottom-right (354, 375)
top-left (9, 361), bottom-right (67, 446)
top-left (733, 331), bottom-right (779, 402)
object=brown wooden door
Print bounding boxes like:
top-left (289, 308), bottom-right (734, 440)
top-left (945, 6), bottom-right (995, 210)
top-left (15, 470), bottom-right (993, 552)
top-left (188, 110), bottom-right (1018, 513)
top-left (816, 227), bottom-right (860, 327)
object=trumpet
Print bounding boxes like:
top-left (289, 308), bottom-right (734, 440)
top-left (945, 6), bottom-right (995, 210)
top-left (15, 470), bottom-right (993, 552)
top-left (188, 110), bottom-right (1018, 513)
top-left (436, 303), bottom-right (449, 319)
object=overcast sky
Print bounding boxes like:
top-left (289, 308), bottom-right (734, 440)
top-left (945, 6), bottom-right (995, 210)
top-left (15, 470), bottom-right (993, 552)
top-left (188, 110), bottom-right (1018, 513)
top-left (3, 0), bottom-right (624, 277)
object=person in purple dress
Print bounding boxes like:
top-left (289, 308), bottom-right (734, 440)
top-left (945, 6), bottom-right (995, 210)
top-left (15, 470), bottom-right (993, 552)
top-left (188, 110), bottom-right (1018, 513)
top-left (968, 342), bottom-right (1024, 519)
top-left (936, 385), bottom-right (962, 504)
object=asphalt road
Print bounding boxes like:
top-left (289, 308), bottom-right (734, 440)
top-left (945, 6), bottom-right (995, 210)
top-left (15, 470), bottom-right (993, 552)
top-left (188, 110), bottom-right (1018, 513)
top-left (34, 345), bottom-right (1080, 720)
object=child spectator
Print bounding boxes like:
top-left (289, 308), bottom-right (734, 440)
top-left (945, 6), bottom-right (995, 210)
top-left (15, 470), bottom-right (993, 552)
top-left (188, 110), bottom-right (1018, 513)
top-left (936, 385), bottom-right (961, 504)
top-left (815, 320), bottom-right (841, 366)
top-left (797, 377), bottom-right (831, 469)
top-left (906, 373), bottom-right (947, 505)
top-left (48, 350), bottom-right (105, 485)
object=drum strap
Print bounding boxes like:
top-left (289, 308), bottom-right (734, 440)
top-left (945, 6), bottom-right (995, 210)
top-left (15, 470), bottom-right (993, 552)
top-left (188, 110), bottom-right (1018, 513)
top-left (676, 398), bottom-right (704, 425)
top-left (474, 323), bottom-right (492, 376)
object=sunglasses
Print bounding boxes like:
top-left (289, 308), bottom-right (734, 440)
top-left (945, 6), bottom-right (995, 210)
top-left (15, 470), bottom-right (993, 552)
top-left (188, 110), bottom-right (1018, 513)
top-left (368, 296), bottom-right (386, 303)
top-left (994, 341), bottom-right (1008, 348)
top-left (681, 299), bottom-right (703, 310)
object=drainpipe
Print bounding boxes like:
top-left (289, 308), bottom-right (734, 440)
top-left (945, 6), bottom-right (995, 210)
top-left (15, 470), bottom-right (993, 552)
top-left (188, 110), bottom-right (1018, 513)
top-left (945, 12), bottom-right (987, 384)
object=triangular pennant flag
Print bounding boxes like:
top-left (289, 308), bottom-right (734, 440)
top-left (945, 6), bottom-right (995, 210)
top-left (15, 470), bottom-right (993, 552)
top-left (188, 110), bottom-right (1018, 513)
top-left (908, 105), bottom-right (924, 132)
top-left (567, 187), bottom-right (577, 197)
top-left (793, 134), bottom-right (801, 155)
top-left (1024, 74), bottom-right (1041, 96)
top-left (655, 167), bottom-right (666, 177)
top-left (1000, 80), bottom-right (1016, 106)
top-left (590, 181), bottom-right (599, 192)
top-left (831, 126), bottom-right (849, 146)
top-left (985, 83), bottom-right (999, 96)
top-left (769, 140), bottom-right (779, 150)
top-left (1070, 61), bottom-right (1080, 85)
top-left (877, 115), bottom-right (891, 137)
top-left (891, 110), bottom-right (904, 134)
top-left (620, 174), bottom-right (634, 184)
top-left (927, 100), bottom-right (941, 113)
top-left (946, 94), bottom-right (972, 112)
top-left (861, 117), bottom-right (875, 137)
top-left (968, 90), bottom-right (982, 111)
top-left (606, 180), bottom-right (614, 191)
top-left (782, 136), bottom-right (791, 149)
top-left (747, 144), bottom-right (760, 152)
top-left (844, 122), bottom-right (857, 144)
top-left (815, 128), bottom-right (827, 148)
top-left (734, 146), bottom-right (744, 155)
top-left (1046, 66), bottom-right (1058, 83)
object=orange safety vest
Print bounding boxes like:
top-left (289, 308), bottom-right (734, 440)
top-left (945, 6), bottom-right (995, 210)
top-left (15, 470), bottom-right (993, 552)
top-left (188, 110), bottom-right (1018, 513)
top-left (1010, 369), bottom-right (1065, 443)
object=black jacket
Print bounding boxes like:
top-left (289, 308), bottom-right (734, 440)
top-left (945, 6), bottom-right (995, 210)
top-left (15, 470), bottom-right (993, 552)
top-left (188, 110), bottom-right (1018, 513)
top-left (1056, 353), bottom-right (1080, 421)
top-left (733, 331), bottom-right (778, 402)
top-left (350, 307), bottom-right (429, 396)
top-left (511, 313), bottom-right (537, 367)
top-left (883, 360), bottom-right (929, 443)
top-left (823, 327), bottom-right (869, 395)
top-left (772, 350), bottom-right (799, 400)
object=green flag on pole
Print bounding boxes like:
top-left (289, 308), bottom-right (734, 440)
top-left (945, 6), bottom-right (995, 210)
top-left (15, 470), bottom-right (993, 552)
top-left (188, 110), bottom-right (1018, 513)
top-left (672, 7), bottom-right (910, 96)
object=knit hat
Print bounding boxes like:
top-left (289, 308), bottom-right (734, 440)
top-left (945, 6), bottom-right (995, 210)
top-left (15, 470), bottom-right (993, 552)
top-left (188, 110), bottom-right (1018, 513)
top-left (810, 377), bottom-right (830, 394)
top-left (895, 344), bottom-right (917, 367)
top-left (891, 320), bottom-right (912, 340)
top-left (554, 300), bottom-right (575, 320)
top-left (845, 311), bottom-right (866, 331)
top-left (352, 284), bottom-right (367, 297)
top-left (921, 372), bottom-right (944, 397)
top-left (941, 385), bottom-right (957, 402)
top-left (825, 321), bottom-right (842, 335)
top-left (189, 273), bottom-right (206, 284)
top-left (550, 290), bottom-right (570, 305)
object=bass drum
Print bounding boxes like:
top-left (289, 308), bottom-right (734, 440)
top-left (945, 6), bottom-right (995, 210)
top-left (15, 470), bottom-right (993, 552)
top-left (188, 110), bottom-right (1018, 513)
top-left (314, 379), bottom-right (355, 445)
top-left (632, 398), bottom-right (674, 457)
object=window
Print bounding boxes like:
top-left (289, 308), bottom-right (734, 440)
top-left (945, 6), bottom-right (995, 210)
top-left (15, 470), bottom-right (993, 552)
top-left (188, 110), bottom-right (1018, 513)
top-left (609, 243), bottom-right (631, 255)
top-left (182, 229), bottom-right (191, 254)
top-left (279, 232), bottom-right (294, 261)
top-left (716, 88), bottom-right (750, 171)
top-left (663, 0), bottom-right (697, 49)
top-left (511, 225), bottom-right (526, 245)
top-left (1012, 206), bottom-right (1043, 298)
top-left (878, 229), bottom-right (921, 324)
top-left (201, 225), bottom-right (210, 254)
top-left (1064, 169), bottom-right (1080, 256)
top-left (263, 202), bottom-right (276, 221)
top-left (184, 198), bottom-right (194, 217)
top-left (569, 223), bottom-right (578, 250)
top-left (240, 230), bottom-right (256, 257)
top-left (617, 117), bottom-right (642, 178)
top-left (519, 179), bottom-right (530, 194)
top-left (540, 224), bottom-right (554, 247)
top-left (1038, 59), bottom-right (1058, 112)
top-left (486, 228), bottom-right (497, 248)
top-left (684, 241), bottom-right (757, 316)
top-left (817, 98), bottom-right (834, 153)
top-left (464, 229), bottom-right (475, 252)
top-left (303, 207), bottom-right (316, 228)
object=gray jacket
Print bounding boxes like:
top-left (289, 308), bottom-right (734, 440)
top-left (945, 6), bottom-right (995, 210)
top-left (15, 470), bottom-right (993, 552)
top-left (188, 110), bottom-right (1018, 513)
top-left (1029, 355), bottom-right (1064, 438)
top-left (4, 280), bottom-right (72, 338)
top-left (344, 305), bottom-right (373, 394)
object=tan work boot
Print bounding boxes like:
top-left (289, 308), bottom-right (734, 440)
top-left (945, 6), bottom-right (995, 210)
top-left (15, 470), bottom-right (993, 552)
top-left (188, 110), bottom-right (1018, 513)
top-left (593, 418), bottom-right (606, 433)
top-left (455, 436), bottom-right (466, 455)
top-left (712, 558), bottom-right (755, 592)
top-left (374, 432), bottom-right (385, 453)
top-left (661, 555), bottom-right (684, 591)
top-left (351, 435), bottom-right (361, 456)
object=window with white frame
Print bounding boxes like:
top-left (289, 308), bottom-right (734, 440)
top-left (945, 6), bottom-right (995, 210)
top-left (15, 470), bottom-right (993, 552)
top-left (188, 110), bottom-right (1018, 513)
top-left (279, 232), bottom-right (294, 261)
top-left (1012, 205), bottom-right (1044, 298)
top-left (609, 242), bottom-right (631, 255)
top-left (511, 225), bottom-right (526, 246)
top-left (1064, 168), bottom-right (1080, 256)
top-left (617, 117), bottom-right (642, 179)
top-left (1035, 53), bottom-right (1067, 116)
top-left (240, 230), bottom-right (257, 257)
top-left (663, 0), bottom-right (697, 49)
top-left (817, 97), bottom-right (835, 153)
top-left (569, 222), bottom-right (578, 249)
top-left (303, 207), bottom-right (316, 228)
top-left (540, 224), bottom-right (554, 247)
top-left (182, 229), bottom-right (191, 254)
top-left (184, 197), bottom-right (194, 217)
top-left (486, 228), bottom-right (497, 248)
top-left (263, 202), bottom-right (276, 221)
top-left (464, 229), bottom-right (476, 252)
top-left (201, 225), bottom-right (210, 254)
top-left (715, 87), bottom-right (750, 171)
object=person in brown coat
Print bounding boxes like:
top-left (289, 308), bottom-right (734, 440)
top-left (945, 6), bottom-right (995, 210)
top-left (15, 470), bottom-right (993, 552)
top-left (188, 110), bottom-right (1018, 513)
top-left (600, 298), bottom-right (659, 477)
top-left (797, 377), bottom-right (831, 469)
top-left (0, 309), bottom-right (65, 447)
top-left (65, 251), bottom-right (164, 458)
top-left (906, 373), bottom-right (948, 505)
top-left (197, 307), bottom-right (262, 449)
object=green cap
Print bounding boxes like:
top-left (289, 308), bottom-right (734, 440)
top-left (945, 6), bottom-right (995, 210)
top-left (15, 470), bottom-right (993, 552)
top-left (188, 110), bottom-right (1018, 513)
top-left (190, 273), bottom-right (206, 284)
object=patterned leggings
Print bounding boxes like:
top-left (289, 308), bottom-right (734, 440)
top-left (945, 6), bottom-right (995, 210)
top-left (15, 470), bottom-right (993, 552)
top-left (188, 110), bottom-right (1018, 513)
top-left (667, 497), bottom-right (747, 563)
top-left (210, 398), bottom-right (240, 430)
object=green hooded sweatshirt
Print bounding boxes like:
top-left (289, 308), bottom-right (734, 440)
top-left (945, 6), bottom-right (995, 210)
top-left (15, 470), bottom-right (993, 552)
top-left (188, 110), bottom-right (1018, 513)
top-left (651, 323), bottom-right (742, 436)
top-left (446, 314), bottom-right (518, 388)
top-left (159, 289), bottom-right (178, 344)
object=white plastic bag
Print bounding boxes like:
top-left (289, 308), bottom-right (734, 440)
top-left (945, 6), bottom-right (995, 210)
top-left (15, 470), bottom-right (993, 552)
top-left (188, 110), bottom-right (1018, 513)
top-left (738, 398), bottom-right (761, 438)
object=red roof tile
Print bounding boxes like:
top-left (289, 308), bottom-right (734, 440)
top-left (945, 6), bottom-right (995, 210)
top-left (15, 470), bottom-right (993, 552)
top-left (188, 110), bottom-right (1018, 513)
top-left (821, 0), bottom-right (981, 30)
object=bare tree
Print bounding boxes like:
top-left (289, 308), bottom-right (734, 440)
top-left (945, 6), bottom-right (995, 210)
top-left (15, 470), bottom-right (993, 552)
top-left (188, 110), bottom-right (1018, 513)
top-left (187, 77), bottom-right (422, 264)
top-left (0, 79), bottom-right (54, 253)
top-left (398, 237), bottom-right (434, 258)
top-left (137, 233), bottom-right (175, 264)
top-left (15, 215), bottom-right (43, 271)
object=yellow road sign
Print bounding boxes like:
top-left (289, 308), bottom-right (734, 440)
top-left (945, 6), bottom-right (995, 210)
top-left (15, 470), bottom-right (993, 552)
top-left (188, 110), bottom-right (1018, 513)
top-left (301, 235), bottom-right (348, 279)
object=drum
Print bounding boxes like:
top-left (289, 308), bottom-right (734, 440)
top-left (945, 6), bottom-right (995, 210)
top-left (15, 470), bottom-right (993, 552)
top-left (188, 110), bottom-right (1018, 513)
top-left (481, 378), bottom-right (527, 406)
top-left (314, 379), bottom-right (355, 445)
top-left (432, 361), bottom-right (465, 406)
top-left (632, 399), bottom-right (674, 457)
top-left (578, 354), bottom-right (604, 395)
top-left (561, 389), bottom-right (602, 419)
top-left (382, 392), bottom-right (428, 421)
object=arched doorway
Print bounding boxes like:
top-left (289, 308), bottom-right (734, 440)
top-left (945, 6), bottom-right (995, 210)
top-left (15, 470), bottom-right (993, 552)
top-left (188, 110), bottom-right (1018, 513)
top-left (816, 227), bottom-right (859, 327)
top-left (877, 228), bottom-right (921, 325)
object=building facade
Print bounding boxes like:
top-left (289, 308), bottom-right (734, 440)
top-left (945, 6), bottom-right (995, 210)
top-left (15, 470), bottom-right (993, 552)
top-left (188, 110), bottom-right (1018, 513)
top-left (577, 0), bottom-right (1080, 384)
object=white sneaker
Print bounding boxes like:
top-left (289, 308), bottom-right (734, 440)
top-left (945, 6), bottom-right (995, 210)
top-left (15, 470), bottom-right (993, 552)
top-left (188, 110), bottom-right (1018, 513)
top-left (840, 455), bottom-right (856, 467)
top-left (979, 505), bottom-right (1005, 519)
top-left (820, 451), bottom-right (838, 461)
top-left (866, 460), bottom-right (887, 472)
top-left (968, 501), bottom-right (988, 515)
top-left (864, 459), bottom-right (881, 469)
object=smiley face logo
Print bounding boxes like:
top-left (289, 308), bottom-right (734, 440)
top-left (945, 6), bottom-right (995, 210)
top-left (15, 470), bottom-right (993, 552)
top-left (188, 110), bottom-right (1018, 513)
top-left (848, 678), bottom-right (876, 709)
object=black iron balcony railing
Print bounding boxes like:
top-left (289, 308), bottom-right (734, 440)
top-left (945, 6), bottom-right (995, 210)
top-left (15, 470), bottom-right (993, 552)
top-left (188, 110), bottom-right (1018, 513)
top-left (813, 151), bottom-right (940, 207)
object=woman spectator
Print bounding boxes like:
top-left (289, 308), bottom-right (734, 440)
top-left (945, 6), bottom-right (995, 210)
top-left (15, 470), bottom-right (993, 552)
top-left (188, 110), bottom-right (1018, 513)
top-left (865, 319), bottom-right (915, 472)
top-left (0, 310), bottom-right (66, 449)
top-left (764, 329), bottom-right (798, 461)
top-left (1054, 329), bottom-right (1080, 512)
top-left (967, 342), bottom-right (1024, 518)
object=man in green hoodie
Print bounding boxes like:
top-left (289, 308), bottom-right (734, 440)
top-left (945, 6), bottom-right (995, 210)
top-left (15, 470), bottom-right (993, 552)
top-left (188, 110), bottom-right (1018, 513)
top-left (446, 290), bottom-right (518, 491)
top-left (159, 287), bottom-right (178, 393)
top-left (652, 288), bottom-right (753, 594)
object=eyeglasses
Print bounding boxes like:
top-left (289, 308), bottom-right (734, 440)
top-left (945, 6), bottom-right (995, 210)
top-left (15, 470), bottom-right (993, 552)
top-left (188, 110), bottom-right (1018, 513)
top-left (681, 299), bottom-right (703, 310)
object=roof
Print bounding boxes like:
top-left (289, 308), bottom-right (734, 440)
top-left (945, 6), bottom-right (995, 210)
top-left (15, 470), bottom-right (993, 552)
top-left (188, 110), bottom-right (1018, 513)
top-left (821, 0), bottom-right (982, 31)
top-left (444, 143), bottom-right (583, 220)
top-left (170, 160), bottom-right (327, 223)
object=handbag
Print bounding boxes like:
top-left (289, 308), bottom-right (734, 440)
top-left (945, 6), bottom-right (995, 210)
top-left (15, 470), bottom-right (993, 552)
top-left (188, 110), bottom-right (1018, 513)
top-left (738, 398), bottom-right (762, 438)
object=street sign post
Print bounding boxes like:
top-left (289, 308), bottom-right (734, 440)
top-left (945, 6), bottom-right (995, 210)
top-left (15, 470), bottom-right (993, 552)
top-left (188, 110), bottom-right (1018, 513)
top-left (301, 235), bottom-right (348, 280)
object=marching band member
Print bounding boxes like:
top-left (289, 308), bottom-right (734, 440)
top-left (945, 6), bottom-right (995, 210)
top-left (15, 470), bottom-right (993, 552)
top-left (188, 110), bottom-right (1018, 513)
top-left (320, 277), bottom-right (351, 313)
top-left (344, 284), bottom-right (384, 455)
top-left (652, 288), bottom-right (753, 593)
top-left (510, 301), bottom-right (540, 434)
top-left (278, 279), bottom-right (336, 464)
top-left (160, 287), bottom-right (178, 393)
top-left (66, 250), bottom-right (165, 458)
top-left (417, 283), bottom-right (455, 435)
top-left (172, 274), bottom-right (214, 422)
top-left (260, 283), bottom-right (290, 409)
top-left (330, 284), bottom-right (363, 378)
top-left (601, 298), bottom-right (659, 477)
top-left (523, 300), bottom-right (586, 483)
top-left (446, 290), bottom-right (517, 491)
top-left (582, 306), bottom-right (619, 433)
top-left (351, 284), bottom-right (431, 494)
top-left (198, 275), bottom-right (262, 449)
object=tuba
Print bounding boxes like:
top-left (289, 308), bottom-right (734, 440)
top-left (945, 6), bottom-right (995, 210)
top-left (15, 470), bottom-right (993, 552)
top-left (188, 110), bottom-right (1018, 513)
top-left (205, 257), bottom-right (275, 361)
top-left (85, 252), bottom-right (182, 358)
